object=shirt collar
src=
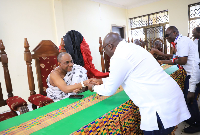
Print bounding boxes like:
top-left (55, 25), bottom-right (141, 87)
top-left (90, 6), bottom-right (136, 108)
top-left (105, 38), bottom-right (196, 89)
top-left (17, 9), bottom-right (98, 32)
top-left (174, 34), bottom-right (182, 44)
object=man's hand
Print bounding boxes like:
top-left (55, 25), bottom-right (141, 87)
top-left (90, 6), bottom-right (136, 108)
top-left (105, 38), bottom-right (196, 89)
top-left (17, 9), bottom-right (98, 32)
top-left (73, 88), bottom-right (81, 93)
top-left (157, 60), bottom-right (163, 65)
top-left (187, 91), bottom-right (195, 104)
top-left (89, 78), bottom-right (103, 85)
top-left (150, 48), bottom-right (164, 56)
top-left (87, 83), bottom-right (94, 92)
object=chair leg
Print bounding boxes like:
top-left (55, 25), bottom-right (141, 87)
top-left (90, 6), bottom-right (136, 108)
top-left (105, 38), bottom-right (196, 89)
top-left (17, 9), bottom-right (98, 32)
top-left (32, 104), bottom-right (37, 110)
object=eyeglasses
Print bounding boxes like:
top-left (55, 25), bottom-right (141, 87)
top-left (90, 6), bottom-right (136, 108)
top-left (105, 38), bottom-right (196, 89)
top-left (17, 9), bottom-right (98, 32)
top-left (102, 44), bottom-right (111, 52)
top-left (165, 32), bottom-right (173, 38)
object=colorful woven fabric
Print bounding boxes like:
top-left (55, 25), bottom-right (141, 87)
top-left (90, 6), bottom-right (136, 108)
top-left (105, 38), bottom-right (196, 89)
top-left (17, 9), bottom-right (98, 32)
top-left (72, 100), bottom-right (143, 135)
top-left (161, 64), bottom-right (173, 70)
top-left (0, 88), bottom-right (123, 135)
top-left (0, 67), bottom-right (184, 135)
top-left (170, 69), bottom-right (186, 90)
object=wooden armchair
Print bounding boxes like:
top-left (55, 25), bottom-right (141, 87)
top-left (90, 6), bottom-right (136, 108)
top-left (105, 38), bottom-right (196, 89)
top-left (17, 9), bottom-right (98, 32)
top-left (0, 40), bottom-right (28, 122)
top-left (24, 38), bottom-right (57, 109)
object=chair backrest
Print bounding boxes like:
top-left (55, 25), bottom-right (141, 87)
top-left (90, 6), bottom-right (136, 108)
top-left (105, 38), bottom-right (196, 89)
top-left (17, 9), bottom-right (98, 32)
top-left (99, 37), bottom-right (110, 73)
top-left (0, 40), bottom-right (14, 107)
top-left (24, 38), bottom-right (59, 96)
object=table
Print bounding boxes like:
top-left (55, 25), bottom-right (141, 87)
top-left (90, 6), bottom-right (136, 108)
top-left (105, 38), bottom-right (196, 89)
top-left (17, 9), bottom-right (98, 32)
top-left (0, 65), bottom-right (186, 135)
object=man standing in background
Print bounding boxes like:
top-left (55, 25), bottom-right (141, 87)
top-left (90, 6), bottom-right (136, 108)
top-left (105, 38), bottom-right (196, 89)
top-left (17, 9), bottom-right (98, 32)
top-left (159, 26), bottom-right (200, 133)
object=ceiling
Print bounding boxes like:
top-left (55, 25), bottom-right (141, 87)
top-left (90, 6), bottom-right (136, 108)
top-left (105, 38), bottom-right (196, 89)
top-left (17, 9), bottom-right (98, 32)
top-left (91, 0), bottom-right (161, 9)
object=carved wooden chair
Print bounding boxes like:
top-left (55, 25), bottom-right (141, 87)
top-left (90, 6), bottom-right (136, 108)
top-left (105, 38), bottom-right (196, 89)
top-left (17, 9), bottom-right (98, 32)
top-left (99, 37), bottom-right (110, 73)
top-left (61, 30), bottom-right (109, 78)
top-left (0, 40), bottom-right (29, 122)
top-left (24, 38), bottom-right (57, 109)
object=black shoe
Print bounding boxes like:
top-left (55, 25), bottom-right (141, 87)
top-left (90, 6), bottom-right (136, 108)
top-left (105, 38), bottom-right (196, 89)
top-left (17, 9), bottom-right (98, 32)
top-left (184, 119), bottom-right (194, 125)
top-left (184, 125), bottom-right (200, 133)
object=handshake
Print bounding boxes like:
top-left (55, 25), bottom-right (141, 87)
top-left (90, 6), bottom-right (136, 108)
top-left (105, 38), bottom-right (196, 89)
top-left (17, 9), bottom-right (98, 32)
top-left (83, 78), bottom-right (103, 92)
top-left (73, 78), bottom-right (103, 93)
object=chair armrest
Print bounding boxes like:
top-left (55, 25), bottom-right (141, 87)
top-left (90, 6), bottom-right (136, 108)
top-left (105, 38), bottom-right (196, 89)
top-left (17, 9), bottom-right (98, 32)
top-left (28, 94), bottom-right (54, 107)
top-left (6, 96), bottom-right (27, 111)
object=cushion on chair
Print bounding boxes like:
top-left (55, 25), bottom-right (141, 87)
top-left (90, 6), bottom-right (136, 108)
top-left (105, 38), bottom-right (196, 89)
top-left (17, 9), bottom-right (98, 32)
top-left (80, 37), bottom-right (109, 79)
top-left (28, 94), bottom-right (54, 107)
top-left (39, 56), bottom-right (58, 95)
top-left (0, 111), bottom-right (17, 122)
top-left (6, 96), bottom-right (27, 111)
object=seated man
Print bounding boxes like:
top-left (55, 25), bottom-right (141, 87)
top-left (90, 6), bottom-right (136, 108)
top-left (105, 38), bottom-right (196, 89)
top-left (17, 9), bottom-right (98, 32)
top-left (46, 52), bottom-right (89, 102)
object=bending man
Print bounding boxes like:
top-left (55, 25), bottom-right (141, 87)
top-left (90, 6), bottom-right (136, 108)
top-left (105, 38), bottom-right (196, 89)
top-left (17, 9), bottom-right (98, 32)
top-left (87, 32), bottom-right (190, 135)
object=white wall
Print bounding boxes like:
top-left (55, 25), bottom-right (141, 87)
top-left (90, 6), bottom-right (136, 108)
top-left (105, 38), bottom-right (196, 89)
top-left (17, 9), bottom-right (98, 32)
top-left (0, 0), bottom-right (127, 112)
top-left (0, 0), bottom-right (57, 112)
top-left (60, 0), bottom-right (127, 71)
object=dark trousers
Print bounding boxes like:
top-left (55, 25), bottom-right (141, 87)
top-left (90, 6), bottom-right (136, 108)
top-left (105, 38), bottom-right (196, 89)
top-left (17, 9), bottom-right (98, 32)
top-left (183, 75), bottom-right (200, 126)
top-left (143, 113), bottom-right (175, 135)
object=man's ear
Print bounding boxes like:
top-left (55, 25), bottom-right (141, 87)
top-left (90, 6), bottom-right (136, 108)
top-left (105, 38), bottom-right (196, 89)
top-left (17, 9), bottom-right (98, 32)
top-left (108, 44), bottom-right (113, 50)
top-left (58, 62), bottom-right (61, 66)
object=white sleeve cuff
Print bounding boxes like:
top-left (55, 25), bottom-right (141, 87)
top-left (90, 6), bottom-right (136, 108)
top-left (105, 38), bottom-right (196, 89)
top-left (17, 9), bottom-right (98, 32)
top-left (188, 85), bottom-right (196, 92)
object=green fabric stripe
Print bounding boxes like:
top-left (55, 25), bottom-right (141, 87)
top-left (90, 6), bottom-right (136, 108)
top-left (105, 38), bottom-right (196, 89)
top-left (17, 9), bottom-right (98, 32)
top-left (0, 91), bottom-right (94, 131)
top-left (31, 91), bottom-right (129, 135)
top-left (164, 65), bottom-right (178, 75)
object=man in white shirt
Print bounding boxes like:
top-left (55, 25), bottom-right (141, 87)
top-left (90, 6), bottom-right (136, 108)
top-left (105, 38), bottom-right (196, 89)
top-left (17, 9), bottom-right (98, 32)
top-left (159, 26), bottom-right (200, 133)
top-left (87, 32), bottom-right (190, 135)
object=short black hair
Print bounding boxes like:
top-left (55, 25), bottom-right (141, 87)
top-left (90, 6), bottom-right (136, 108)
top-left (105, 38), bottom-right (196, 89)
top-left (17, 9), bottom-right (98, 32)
top-left (196, 27), bottom-right (200, 33)
top-left (167, 26), bottom-right (179, 35)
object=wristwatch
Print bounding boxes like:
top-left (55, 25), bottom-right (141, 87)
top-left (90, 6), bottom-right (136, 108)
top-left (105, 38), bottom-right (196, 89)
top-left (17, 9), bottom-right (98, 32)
top-left (81, 81), bottom-right (85, 87)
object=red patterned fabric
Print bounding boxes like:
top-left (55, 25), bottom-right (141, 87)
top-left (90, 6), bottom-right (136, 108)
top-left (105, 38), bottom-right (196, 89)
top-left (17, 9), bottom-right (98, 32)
top-left (28, 94), bottom-right (54, 107)
top-left (0, 111), bottom-right (17, 122)
top-left (6, 96), bottom-right (27, 111)
top-left (80, 38), bottom-right (109, 79)
top-left (39, 56), bottom-right (58, 95)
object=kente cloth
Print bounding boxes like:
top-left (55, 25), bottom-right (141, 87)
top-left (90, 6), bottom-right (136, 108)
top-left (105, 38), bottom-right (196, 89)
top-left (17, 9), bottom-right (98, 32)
top-left (46, 64), bottom-right (88, 102)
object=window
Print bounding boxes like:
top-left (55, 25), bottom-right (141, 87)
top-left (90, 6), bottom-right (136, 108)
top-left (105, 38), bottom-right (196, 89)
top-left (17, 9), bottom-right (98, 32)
top-left (188, 2), bottom-right (200, 39)
top-left (129, 10), bottom-right (169, 53)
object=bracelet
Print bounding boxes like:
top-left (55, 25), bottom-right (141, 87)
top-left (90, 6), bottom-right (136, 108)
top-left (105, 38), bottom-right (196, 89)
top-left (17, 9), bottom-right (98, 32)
top-left (81, 81), bottom-right (85, 87)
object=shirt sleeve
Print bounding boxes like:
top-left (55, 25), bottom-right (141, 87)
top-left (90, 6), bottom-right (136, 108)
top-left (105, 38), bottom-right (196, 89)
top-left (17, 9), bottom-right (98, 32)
top-left (94, 58), bottom-right (132, 96)
top-left (188, 60), bottom-right (200, 92)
